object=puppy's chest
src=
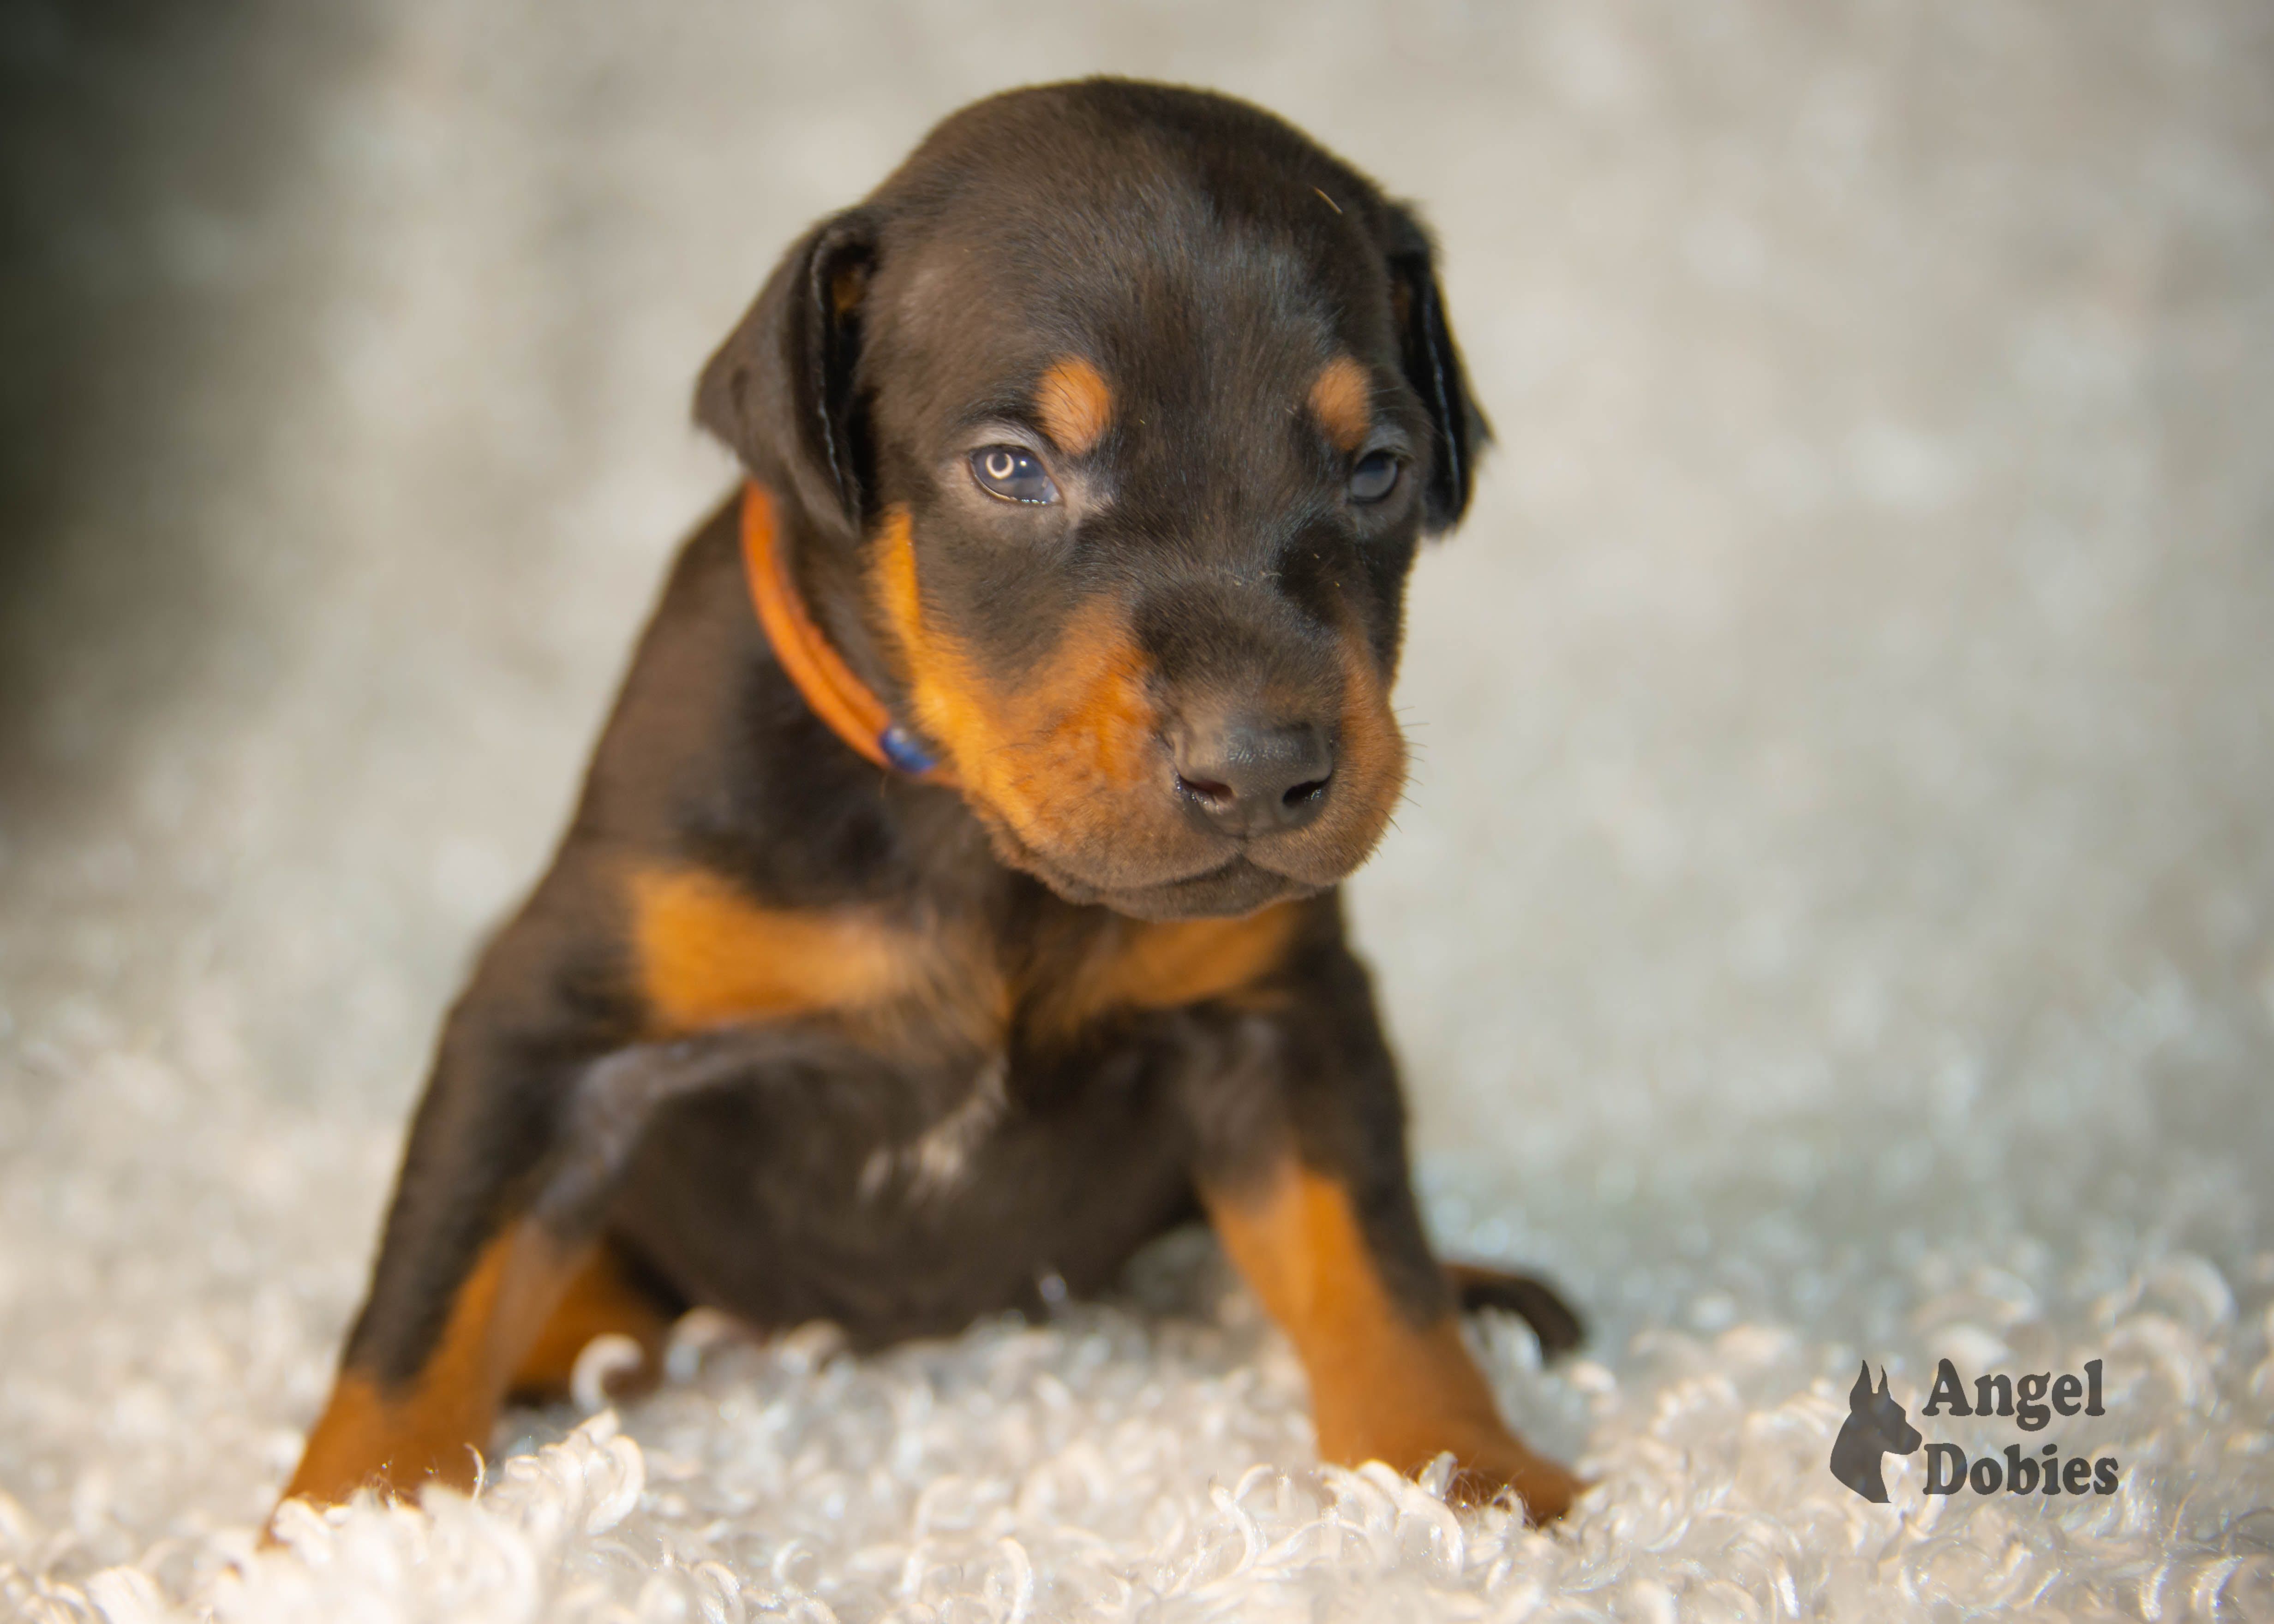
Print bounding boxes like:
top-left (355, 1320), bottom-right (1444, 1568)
top-left (625, 864), bottom-right (1296, 1059)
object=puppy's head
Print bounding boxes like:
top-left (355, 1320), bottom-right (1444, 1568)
top-left (699, 79), bottom-right (1486, 921)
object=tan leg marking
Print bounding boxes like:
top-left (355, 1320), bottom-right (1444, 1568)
top-left (281, 1224), bottom-right (583, 1508)
top-left (1203, 1162), bottom-right (1583, 1520)
top-left (506, 1242), bottom-right (674, 1404)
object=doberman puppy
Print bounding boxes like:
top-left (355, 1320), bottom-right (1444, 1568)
top-left (280, 78), bottom-right (1586, 1526)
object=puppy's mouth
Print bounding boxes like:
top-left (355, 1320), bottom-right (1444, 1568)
top-left (994, 839), bottom-right (1317, 922)
top-left (963, 797), bottom-right (1364, 919)
top-left (1101, 857), bottom-right (1322, 922)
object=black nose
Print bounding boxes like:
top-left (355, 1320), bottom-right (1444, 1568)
top-left (1173, 717), bottom-right (1335, 837)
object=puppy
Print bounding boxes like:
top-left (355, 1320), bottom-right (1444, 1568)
top-left (281, 78), bottom-right (1585, 1526)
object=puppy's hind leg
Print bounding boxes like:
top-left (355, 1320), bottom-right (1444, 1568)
top-left (504, 1236), bottom-right (683, 1407)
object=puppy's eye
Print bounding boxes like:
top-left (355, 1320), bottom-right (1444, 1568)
top-left (1348, 450), bottom-right (1401, 504)
top-left (969, 446), bottom-right (1058, 504)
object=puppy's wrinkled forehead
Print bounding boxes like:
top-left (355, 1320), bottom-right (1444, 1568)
top-left (696, 80), bottom-right (1482, 551)
top-left (865, 167), bottom-right (1387, 465)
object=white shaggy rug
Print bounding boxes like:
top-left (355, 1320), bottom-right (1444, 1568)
top-left (3, 1), bottom-right (2271, 1619)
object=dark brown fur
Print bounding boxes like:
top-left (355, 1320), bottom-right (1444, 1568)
top-left (282, 78), bottom-right (1584, 1525)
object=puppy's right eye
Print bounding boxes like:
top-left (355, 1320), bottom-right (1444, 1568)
top-left (969, 446), bottom-right (1058, 504)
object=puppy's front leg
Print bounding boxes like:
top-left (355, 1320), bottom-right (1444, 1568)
top-left (281, 1206), bottom-right (589, 1510)
top-left (1203, 1160), bottom-right (1581, 1519)
top-left (279, 870), bottom-right (735, 1511)
top-left (1185, 937), bottom-right (1584, 1522)
top-left (284, 1027), bottom-right (827, 1515)
top-left (278, 876), bottom-right (629, 1510)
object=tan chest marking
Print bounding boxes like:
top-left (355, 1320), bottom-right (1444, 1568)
top-left (628, 866), bottom-right (954, 1035)
top-left (1083, 904), bottom-right (1298, 1011)
top-left (631, 864), bottom-right (1294, 1051)
top-left (1035, 902), bottom-right (1299, 1039)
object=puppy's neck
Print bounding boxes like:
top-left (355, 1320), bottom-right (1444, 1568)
top-left (745, 483), bottom-right (946, 782)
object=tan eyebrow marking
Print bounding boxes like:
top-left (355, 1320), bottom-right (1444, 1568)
top-left (1034, 356), bottom-right (1114, 455)
top-left (1308, 355), bottom-right (1373, 453)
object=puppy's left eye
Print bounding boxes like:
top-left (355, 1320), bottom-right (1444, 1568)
top-left (969, 446), bottom-right (1059, 504)
top-left (1348, 450), bottom-right (1401, 503)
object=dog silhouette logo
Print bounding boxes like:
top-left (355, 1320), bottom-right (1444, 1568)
top-left (1830, 1361), bottom-right (1922, 1502)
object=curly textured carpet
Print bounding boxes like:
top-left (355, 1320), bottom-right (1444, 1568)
top-left (3, 1), bottom-right (2271, 1619)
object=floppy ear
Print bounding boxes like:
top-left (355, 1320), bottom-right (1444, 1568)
top-left (1382, 207), bottom-right (1490, 533)
top-left (694, 209), bottom-right (880, 538)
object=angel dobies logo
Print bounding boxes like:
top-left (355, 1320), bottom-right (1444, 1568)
top-left (1830, 1363), bottom-right (1920, 1502)
top-left (1829, 1359), bottom-right (2121, 1502)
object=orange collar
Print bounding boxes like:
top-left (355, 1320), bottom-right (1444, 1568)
top-left (739, 480), bottom-right (954, 786)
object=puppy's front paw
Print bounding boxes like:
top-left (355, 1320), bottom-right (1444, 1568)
top-left (1323, 1407), bottom-right (1587, 1525)
top-left (1432, 1426), bottom-right (1588, 1522)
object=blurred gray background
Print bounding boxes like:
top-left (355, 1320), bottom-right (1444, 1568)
top-left (1, 0), bottom-right (2270, 1595)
